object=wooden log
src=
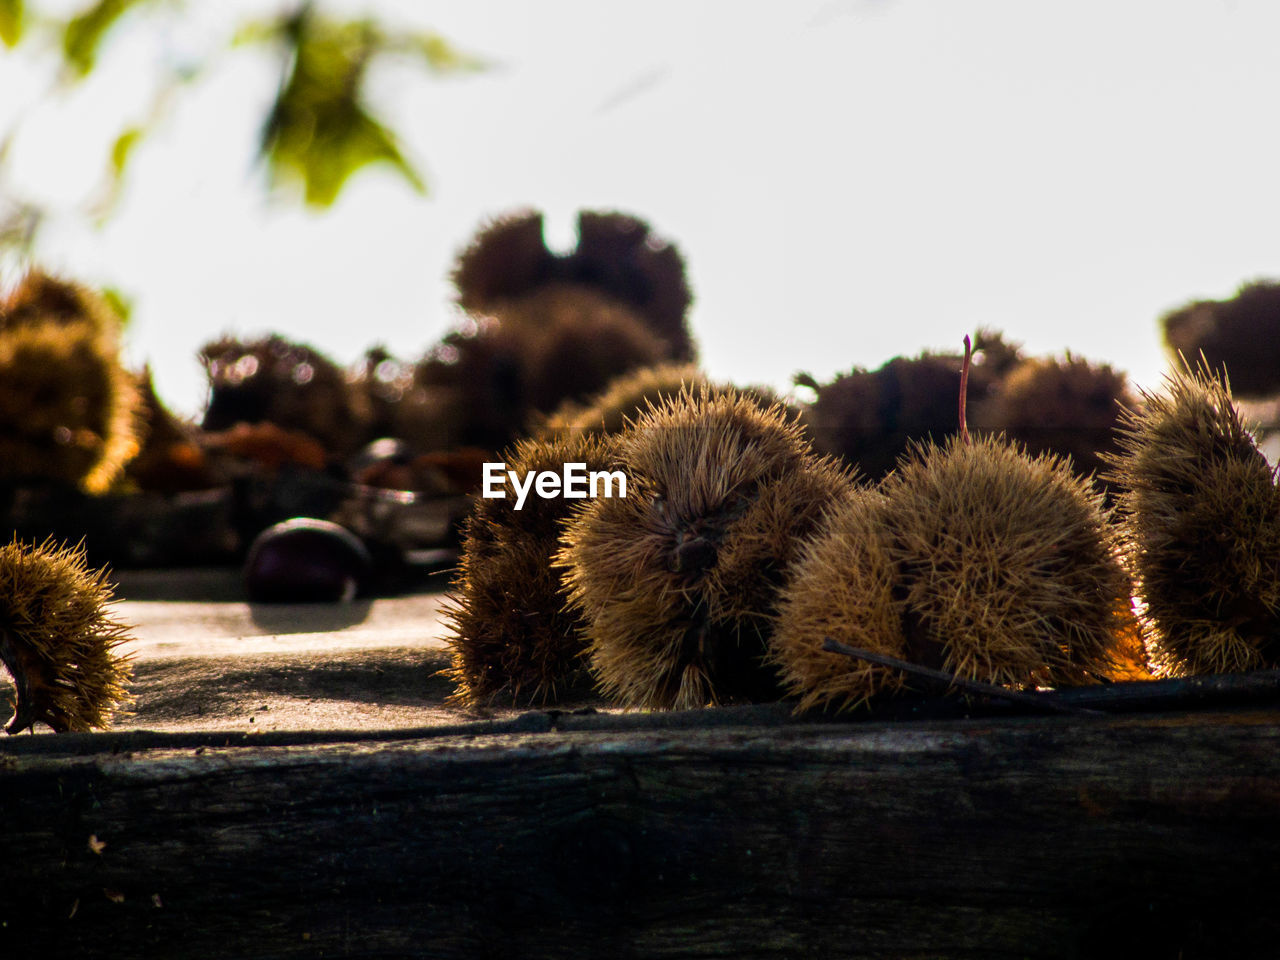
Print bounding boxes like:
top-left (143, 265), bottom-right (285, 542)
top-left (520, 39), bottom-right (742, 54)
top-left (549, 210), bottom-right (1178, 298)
top-left (3, 708), bottom-right (1280, 959)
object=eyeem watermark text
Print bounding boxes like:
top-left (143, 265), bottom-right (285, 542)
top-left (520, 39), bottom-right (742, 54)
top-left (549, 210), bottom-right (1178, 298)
top-left (482, 462), bottom-right (627, 510)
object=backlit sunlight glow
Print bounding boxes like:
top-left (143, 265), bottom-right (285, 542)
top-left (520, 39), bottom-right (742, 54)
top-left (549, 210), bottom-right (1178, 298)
top-left (2, 0), bottom-right (1278, 416)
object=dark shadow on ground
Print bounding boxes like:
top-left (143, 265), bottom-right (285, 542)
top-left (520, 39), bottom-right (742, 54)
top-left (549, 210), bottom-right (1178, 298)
top-left (247, 600), bottom-right (374, 634)
top-left (111, 561), bottom-right (458, 604)
top-left (129, 647), bottom-right (456, 723)
top-left (111, 567), bottom-right (246, 602)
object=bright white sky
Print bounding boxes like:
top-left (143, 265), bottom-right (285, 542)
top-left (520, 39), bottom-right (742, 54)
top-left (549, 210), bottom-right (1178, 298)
top-left (2, 0), bottom-right (1279, 417)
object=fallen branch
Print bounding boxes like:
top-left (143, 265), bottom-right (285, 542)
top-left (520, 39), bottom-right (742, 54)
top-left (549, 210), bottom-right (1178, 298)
top-left (821, 637), bottom-right (1098, 716)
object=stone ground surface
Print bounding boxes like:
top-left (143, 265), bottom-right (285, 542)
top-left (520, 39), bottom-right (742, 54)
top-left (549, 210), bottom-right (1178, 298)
top-left (3, 568), bottom-right (554, 735)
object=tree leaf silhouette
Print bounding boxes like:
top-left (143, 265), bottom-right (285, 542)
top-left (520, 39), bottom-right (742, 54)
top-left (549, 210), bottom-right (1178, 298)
top-left (0, 0), bottom-right (23, 48)
top-left (257, 8), bottom-right (431, 207)
top-left (63, 0), bottom-right (152, 77)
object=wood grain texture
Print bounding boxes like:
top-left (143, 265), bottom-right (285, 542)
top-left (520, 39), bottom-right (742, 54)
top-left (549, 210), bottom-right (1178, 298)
top-left (3, 707), bottom-right (1279, 959)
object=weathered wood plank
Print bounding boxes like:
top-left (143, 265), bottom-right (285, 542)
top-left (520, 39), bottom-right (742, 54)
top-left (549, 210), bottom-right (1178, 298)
top-left (3, 708), bottom-right (1280, 959)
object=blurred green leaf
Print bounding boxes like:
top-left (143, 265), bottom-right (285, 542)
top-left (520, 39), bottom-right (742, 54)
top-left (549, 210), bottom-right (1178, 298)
top-left (5, 2), bottom-right (480, 222)
top-left (63, 0), bottom-right (148, 76)
top-left (230, 17), bottom-right (279, 49)
top-left (110, 126), bottom-right (144, 178)
top-left (266, 87), bottom-right (426, 208)
top-left (0, 0), bottom-right (23, 47)
top-left (85, 124), bottom-right (147, 224)
top-left (101, 286), bottom-right (133, 327)
top-left (396, 30), bottom-right (488, 73)
top-left (91, 71), bottom-right (192, 223)
top-left (259, 10), bottom-right (428, 207)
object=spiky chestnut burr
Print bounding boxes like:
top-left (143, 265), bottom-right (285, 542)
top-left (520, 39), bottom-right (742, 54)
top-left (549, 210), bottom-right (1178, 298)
top-left (797, 331), bottom-right (1017, 481)
top-left (1161, 281), bottom-right (1280, 398)
top-left (559, 390), bottom-right (856, 710)
top-left (1108, 367), bottom-right (1280, 675)
top-left (517, 291), bottom-right (670, 413)
top-left (444, 432), bottom-right (618, 707)
top-left (768, 489), bottom-right (909, 712)
top-left (410, 318), bottom-right (530, 451)
top-left (978, 354), bottom-right (1135, 495)
top-left (0, 268), bottom-right (120, 335)
top-left (540, 362), bottom-right (709, 438)
top-left (539, 363), bottom-right (796, 441)
top-left (0, 315), bottom-right (140, 494)
top-left (451, 208), bottom-right (696, 363)
top-left (771, 339), bottom-right (1140, 712)
top-left (0, 537), bottom-right (134, 734)
top-left (351, 347), bottom-right (453, 451)
top-left (879, 432), bottom-right (1135, 688)
top-left (199, 334), bottom-right (372, 460)
top-left (451, 210), bottom-right (559, 314)
top-left (415, 295), bottom-right (671, 450)
top-left (570, 210), bottom-right (695, 362)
